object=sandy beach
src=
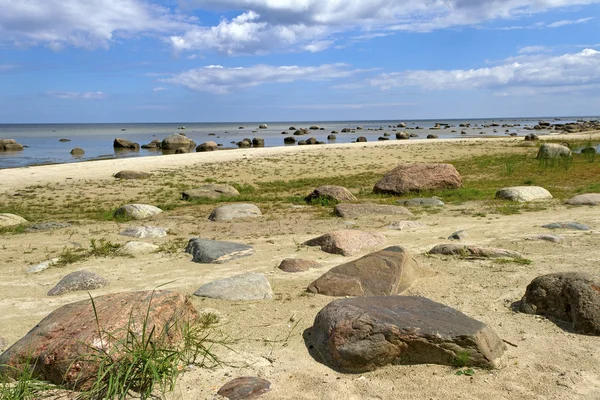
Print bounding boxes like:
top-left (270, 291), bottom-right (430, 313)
top-left (1, 134), bottom-right (599, 399)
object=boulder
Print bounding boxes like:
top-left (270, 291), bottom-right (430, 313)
top-left (217, 377), bottom-right (271, 400)
top-left (0, 213), bottom-right (27, 228)
top-left (495, 186), bottom-right (552, 202)
top-left (182, 184), bottom-right (240, 201)
top-left (356, 136), bottom-right (367, 142)
top-left (327, 134), bottom-right (337, 140)
top-left (524, 134), bottom-right (539, 141)
top-left (117, 241), bottom-right (160, 256)
top-left (161, 133), bottom-right (196, 151)
top-left (307, 246), bottom-right (431, 296)
top-left (518, 272), bottom-right (600, 335)
top-left (334, 203), bottom-right (413, 219)
top-left (305, 185), bottom-right (356, 203)
top-left (536, 143), bottom-right (571, 159)
top-left (113, 170), bottom-right (151, 179)
top-left (25, 222), bottom-right (71, 232)
top-left (119, 226), bottom-right (168, 238)
top-left (0, 291), bottom-right (198, 389)
top-left (427, 134), bottom-right (438, 139)
top-left (566, 193), bottom-right (600, 206)
top-left (209, 204), bottom-right (262, 221)
top-left (278, 258), bottom-right (320, 273)
top-left (252, 137), bottom-right (265, 147)
top-left (304, 230), bottom-right (386, 256)
top-left (70, 147), bottom-right (84, 156)
top-left (284, 137), bottom-right (296, 144)
top-left (258, 124), bottom-right (268, 129)
top-left (193, 272), bottom-right (273, 300)
top-left (307, 296), bottom-right (506, 372)
top-left (113, 138), bottom-right (139, 150)
top-left (114, 204), bottom-right (162, 220)
top-left (196, 141), bottom-right (218, 152)
top-left (47, 270), bottom-right (109, 296)
top-left (0, 139), bottom-right (24, 151)
top-left (542, 222), bottom-right (589, 231)
top-left (186, 238), bottom-right (254, 264)
top-left (399, 198), bottom-right (445, 207)
top-left (396, 132), bottom-right (410, 140)
top-left (237, 140), bottom-right (251, 148)
top-left (429, 244), bottom-right (523, 259)
top-left (373, 163), bottom-right (462, 195)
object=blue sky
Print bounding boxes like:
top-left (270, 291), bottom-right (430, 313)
top-left (0, 0), bottom-right (599, 123)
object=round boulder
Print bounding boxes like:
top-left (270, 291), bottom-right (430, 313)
top-left (196, 141), bottom-right (218, 152)
top-left (114, 204), bottom-right (162, 220)
top-left (305, 185), bottom-right (357, 203)
top-left (495, 186), bottom-right (553, 202)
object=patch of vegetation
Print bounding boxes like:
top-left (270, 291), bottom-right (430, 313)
top-left (306, 195), bottom-right (338, 207)
top-left (494, 257), bottom-right (532, 265)
top-left (452, 351), bottom-right (472, 368)
top-left (88, 239), bottom-right (122, 258)
top-left (0, 361), bottom-right (56, 400)
top-left (55, 246), bottom-right (88, 267)
top-left (54, 239), bottom-right (123, 267)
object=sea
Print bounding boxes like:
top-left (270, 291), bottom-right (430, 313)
top-left (0, 117), bottom-right (596, 169)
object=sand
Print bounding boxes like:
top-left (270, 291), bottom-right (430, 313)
top-left (1, 134), bottom-right (599, 399)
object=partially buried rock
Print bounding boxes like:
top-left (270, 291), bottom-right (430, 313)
top-left (196, 141), bottom-right (218, 152)
top-left (448, 230), bottom-right (467, 241)
top-left (495, 186), bottom-right (552, 202)
top-left (304, 230), bottom-right (386, 256)
top-left (114, 204), bottom-right (162, 220)
top-left (0, 290), bottom-right (198, 389)
top-left (113, 170), bottom-right (151, 179)
top-left (25, 222), bottom-right (71, 232)
top-left (566, 193), bottom-right (600, 206)
top-left (278, 258), bottom-right (320, 273)
top-left (47, 270), bottom-right (109, 296)
top-left (334, 203), bottom-right (413, 219)
top-left (399, 198), bottom-right (445, 207)
top-left (518, 272), bottom-right (600, 335)
top-left (536, 143), bottom-right (571, 159)
top-left (307, 246), bottom-right (431, 296)
top-left (217, 377), bottom-right (271, 400)
top-left (0, 213), bottom-right (27, 228)
top-left (307, 296), bottom-right (506, 372)
top-left (528, 234), bottom-right (563, 243)
top-left (118, 241), bottom-right (159, 256)
top-left (429, 244), bottom-right (523, 259)
top-left (0, 337), bottom-right (6, 351)
top-left (119, 226), bottom-right (167, 238)
top-left (209, 204), bottom-right (262, 221)
top-left (542, 222), bottom-right (589, 231)
top-left (194, 272), bottom-right (273, 300)
top-left (186, 238), bottom-right (254, 264)
top-left (305, 185), bottom-right (357, 203)
top-left (182, 184), bottom-right (240, 201)
top-left (373, 163), bottom-right (462, 195)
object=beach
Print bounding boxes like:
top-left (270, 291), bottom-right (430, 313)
top-left (1, 134), bottom-right (600, 399)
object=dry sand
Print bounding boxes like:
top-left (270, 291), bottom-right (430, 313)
top-left (1, 135), bottom-right (599, 399)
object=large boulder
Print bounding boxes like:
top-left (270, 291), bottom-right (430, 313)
top-left (305, 186), bottom-right (357, 203)
top-left (209, 204), bottom-right (262, 221)
top-left (114, 204), bottom-right (162, 220)
top-left (258, 124), bottom-right (268, 129)
top-left (193, 272), bottom-right (273, 301)
top-left (429, 244), bottom-right (523, 259)
top-left (47, 270), bottom-right (109, 296)
top-left (536, 143), bottom-right (571, 159)
top-left (307, 296), bottom-right (506, 372)
top-left (518, 272), bottom-right (600, 335)
top-left (495, 186), bottom-right (553, 202)
top-left (0, 138), bottom-right (24, 151)
top-left (186, 238), bottom-right (254, 264)
top-left (0, 213), bottom-right (27, 228)
top-left (304, 230), bottom-right (386, 256)
top-left (307, 246), bottom-right (431, 296)
top-left (373, 163), bottom-right (462, 195)
top-left (196, 141), bottom-right (218, 152)
top-left (70, 147), bottom-right (84, 156)
top-left (113, 138), bottom-right (139, 150)
top-left (182, 184), bottom-right (240, 201)
top-left (161, 133), bottom-right (196, 151)
top-left (113, 170), bottom-right (151, 179)
top-left (566, 193), bottom-right (600, 206)
top-left (334, 203), bottom-right (412, 219)
top-left (0, 291), bottom-right (199, 389)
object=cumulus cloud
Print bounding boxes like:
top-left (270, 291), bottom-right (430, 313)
top-left (369, 49), bottom-right (600, 94)
top-left (161, 63), bottom-right (359, 93)
top-left (48, 91), bottom-right (106, 99)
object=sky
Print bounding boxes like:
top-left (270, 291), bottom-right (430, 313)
top-left (0, 0), bottom-right (599, 123)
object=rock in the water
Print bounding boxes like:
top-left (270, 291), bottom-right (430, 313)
top-left (217, 377), bottom-right (271, 400)
top-left (193, 272), bottom-right (273, 301)
top-left (518, 272), bottom-right (600, 335)
top-left (429, 244), bottom-right (523, 259)
top-left (542, 222), bottom-right (589, 231)
top-left (196, 141), bottom-right (218, 152)
top-left (536, 143), bottom-right (571, 159)
top-left (0, 291), bottom-right (198, 389)
top-left (0, 213), bottom-right (27, 228)
top-left (113, 170), bottom-right (151, 179)
top-left (387, 221), bottom-right (426, 230)
top-left (113, 138), bottom-right (140, 150)
top-left (566, 193), bottom-right (600, 206)
top-left (307, 246), bottom-right (431, 296)
top-left (258, 124), bottom-right (268, 129)
top-left (27, 258), bottom-right (60, 273)
top-left (448, 230), bottom-right (467, 241)
top-left (118, 241), bottom-right (159, 256)
top-left (114, 204), bottom-right (162, 220)
top-left (209, 204), bottom-right (262, 221)
top-left (399, 198), bottom-right (445, 207)
top-left (161, 133), bottom-right (196, 151)
top-left (307, 296), bottom-right (506, 372)
top-left (70, 147), bottom-right (84, 156)
top-left (25, 222), bottom-right (71, 232)
top-left (186, 238), bottom-right (254, 264)
top-left (278, 258), bottom-right (320, 273)
top-left (495, 186), bottom-right (552, 202)
top-left (334, 203), bottom-right (413, 219)
top-left (47, 270), bottom-right (109, 296)
top-left (373, 163), bottom-right (462, 195)
top-left (304, 230), bottom-right (386, 256)
top-left (119, 226), bottom-right (168, 238)
top-left (182, 184), bottom-right (240, 201)
top-left (0, 139), bottom-right (24, 151)
top-left (305, 185), bottom-right (357, 203)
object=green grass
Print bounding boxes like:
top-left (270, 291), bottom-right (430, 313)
top-left (452, 351), bottom-right (472, 368)
top-left (0, 361), bottom-right (56, 400)
top-left (54, 239), bottom-right (123, 267)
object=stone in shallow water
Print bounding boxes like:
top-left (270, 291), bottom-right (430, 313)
top-left (217, 377), bottom-right (271, 400)
top-left (193, 272), bottom-right (273, 300)
top-left (542, 222), bottom-right (589, 231)
top-left (47, 270), bottom-right (109, 296)
top-left (119, 226), bottom-right (168, 238)
top-left (186, 238), bottom-right (254, 264)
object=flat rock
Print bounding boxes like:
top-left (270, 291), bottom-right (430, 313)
top-left (536, 143), bottom-right (571, 158)
top-left (27, 258), bottom-right (60, 273)
top-left (334, 203), bottom-right (413, 219)
top-left (113, 170), bottom-right (151, 179)
top-left (0, 290), bottom-right (198, 389)
top-left (0, 213), bottom-right (27, 228)
top-left (119, 226), bottom-right (168, 238)
top-left (209, 203), bottom-right (262, 221)
top-left (186, 238), bottom-right (254, 264)
top-left (528, 234), bottom-right (564, 243)
top-left (25, 222), bottom-right (71, 232)
top-left (217, 377), bottom-right (271, 400)
top-left (307, 296), bottom-right (506, 372)
top-left (566, 193), bottom-right (600, 206)
top-left (519, 272), bottom-right (600, 335)
top-left (495, 186), bottom-right (552, 202)
top-left (305, 185), bottom-right (357, 203)
top-left (118, 241), bottom-right (160, 256)
top-left (278, 258), bottom-right (320, 273)
top-left (182, 184), bottom-right (240, 200)
top-left (387, 221), bottom-right (426, 230)
top-left (194, 272), bottom-right (273, 301)
top-left (304, 230), bottom-right (386, 256)
top-left (448, 230), bottom-right (467, 241)
top-left (542, 222), bottom-right (589, 231)
top-left (398, 198), bottom-right (445, 207)
top-left (114, 204), bottom-right (162, 220)
top-left (373, 163), bottom-right (462, 195)
top-left (307, 246), bottom-right (432, 296)
top-left (47, 270), bottom-right (109, 296)
top-left (429, 244), bottom-right (523, 259)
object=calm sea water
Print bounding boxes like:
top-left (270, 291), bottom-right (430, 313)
top-left (0, 117), bottom-right (594, 169)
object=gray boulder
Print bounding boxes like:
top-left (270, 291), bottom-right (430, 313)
top-left (209, 204), bottom-right (262, 221)
top-left (113, 170), bottom-right (151, 179)
top-left (252, 137), bottom-right (265, 147)
top-left (396, 132), bottom-right (410, 139)
top-left (258, 124), bottom-right (268, 129)
top-left (566, 193), bottom-right (600, 206)
top-left (193, 272), bottom-right (273, 300)
top-left (0, 213), bottom-right (27, 228)
top-left (161, 133), bottom-right (196, 151)
top-left (429, 244), bottom-right (523, 259)
top-left (495, 186), bottom-right (552, 202)
top-left (304, 230), bottom-right (386, 256)
top-left (373, 163), bottom-right (462, 195)
top-left (182, 184), bottom-right (240, 201)
top-left (334, 203), bottom-right (413, 219)
top-left (186, 238), bottom-right (254, 264)
top-left (25, 222), bottom-right (71, 232)
top-left (114, 204), bottom-right (162, 220)
top-left (278, 258), bottom-right (320, 273)
top-left (0, 138), bottom-right (24, 151)
top-left (307, 296), bottom-right (506, 372)
top-left (542, 222), bottom-right (589, 231)
top-left (399, 198), bottom-right (445, 207)
top-left (536, 143), bottom-right (571, 159)
top-left (119, 226), bottom-right (167, 238)
top-left (305, 185), bottom-right (357, 203)
top-left (47, 270), bottom-right (109, 296)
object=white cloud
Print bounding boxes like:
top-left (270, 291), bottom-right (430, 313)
top-left (153, 87), bottom-right (167, 92)
top-left (161, 63), bottom-right (359, 93)
top-left (48, 91), bottom-right (106, 99)
top-left (547, 17), bottom-right (594, 28)
top-left (369, 49), bottom-right (600, 94)
top-left (518, 45), bottom-right (548, 54)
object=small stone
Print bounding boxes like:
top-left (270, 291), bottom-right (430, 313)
top-left (278, 258), bottom-right (320, 272)
top-left (113, 170), bottom-right (151, 179)
top-left (27, 258), bottom-right (60, 273)
top-left (119, 226), bottom-right (168, 238)
top-left (305, 186), bottom-right (357, 203)
top-left (47, 270), bottom-right (109, 296)
top-left (114, 204), bottom-right (162, 220)
top-left (182, 184), bottom-right (240, 201)
top-left (209, 204), bottom-right (262, 221)
top-left (542, 222), bottom-right (589, 231)
top-left (25, 222), bottom-right (71, 232)
top-left (193, 273), bottom-right (273, 301)
top-left (566, 193), bottom-right (600, 206)
top-left (495, 186), bottom-right (553, 202)
top-left (186, 238), bottom-right (254, 264)
top-left (448, 230), bottom-right (467, 241)
top-left (399, 198), bottom-right (445, 207)
top-left (429, 244), bottom-right (523, 259)
top-left (217, 377), bottom-right (271, 400)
